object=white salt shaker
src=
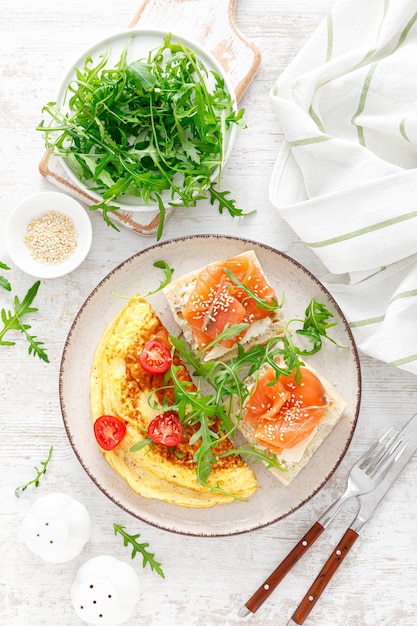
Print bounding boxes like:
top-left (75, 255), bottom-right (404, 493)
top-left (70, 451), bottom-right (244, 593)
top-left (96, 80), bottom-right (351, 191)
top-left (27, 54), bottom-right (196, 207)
top-left (71, 555), bottom-right (140, 626)
top-left (22, 492), bottom-right (91, 563)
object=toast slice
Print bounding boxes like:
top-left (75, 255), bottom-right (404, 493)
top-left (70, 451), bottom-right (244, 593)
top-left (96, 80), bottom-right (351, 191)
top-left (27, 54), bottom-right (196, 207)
top-left (163, 250), bottom-right (286, 360)
top-left (231, 362), bottom-right (347, 486)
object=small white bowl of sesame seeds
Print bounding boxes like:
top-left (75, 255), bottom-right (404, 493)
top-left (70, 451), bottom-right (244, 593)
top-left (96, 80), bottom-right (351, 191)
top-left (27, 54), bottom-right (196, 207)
top-left (5, 191), bottom-right (93, 279)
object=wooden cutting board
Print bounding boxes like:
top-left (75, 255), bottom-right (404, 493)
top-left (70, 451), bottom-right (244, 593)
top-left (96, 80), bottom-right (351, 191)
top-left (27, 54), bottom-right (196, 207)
top-left (39, 0), bottom-right (261, 236)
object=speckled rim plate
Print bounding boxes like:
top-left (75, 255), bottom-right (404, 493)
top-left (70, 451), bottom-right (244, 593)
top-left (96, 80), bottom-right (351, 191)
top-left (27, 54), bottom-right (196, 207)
top-left (59, 235), bottom-right (361, 537)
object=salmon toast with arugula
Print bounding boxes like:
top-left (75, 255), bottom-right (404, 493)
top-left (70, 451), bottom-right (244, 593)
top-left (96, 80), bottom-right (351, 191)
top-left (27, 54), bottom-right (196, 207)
top-left (235, 363), bottom-right (347, 486)
top-left (164, 250), bottom-right (286, 360)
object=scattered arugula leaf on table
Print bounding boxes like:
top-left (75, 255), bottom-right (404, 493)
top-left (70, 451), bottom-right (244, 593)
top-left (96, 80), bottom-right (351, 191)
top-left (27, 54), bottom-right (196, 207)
top-left (113, 523), bottom-right (165, 579)
top-left (15, 446), bottom-right (54, 496)
top-left (0, 280), bottom-right (49, 362)
top-left (0, 261), bottom-right (12, 292)
top-left (208, 184), bottom-right (252, 218)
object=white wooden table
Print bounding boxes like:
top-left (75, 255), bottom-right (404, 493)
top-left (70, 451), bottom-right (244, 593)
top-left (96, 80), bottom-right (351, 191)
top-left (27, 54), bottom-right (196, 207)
top-left (1, 1), bottom-right (417, 624)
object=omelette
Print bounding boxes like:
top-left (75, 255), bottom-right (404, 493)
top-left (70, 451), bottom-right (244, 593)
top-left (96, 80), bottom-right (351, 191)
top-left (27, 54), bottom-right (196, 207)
top-left (90, 296), bottom-right (257, 507)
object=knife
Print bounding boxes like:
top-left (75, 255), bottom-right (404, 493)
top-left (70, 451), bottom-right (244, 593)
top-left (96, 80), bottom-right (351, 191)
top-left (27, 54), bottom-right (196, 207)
top-left (287, 412), bottom-right (417, 625)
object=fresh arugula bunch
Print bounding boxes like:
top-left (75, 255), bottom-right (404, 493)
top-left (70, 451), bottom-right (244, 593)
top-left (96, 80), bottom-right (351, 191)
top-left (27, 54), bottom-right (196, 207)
top-left (38, 33), bottom-right (247, 239)
top-left (155, 298), bottom-right (341, 498)
top-left (166, 333), bottom-right (287, 496)
top-left (0, 264), bottom-right (49, 362)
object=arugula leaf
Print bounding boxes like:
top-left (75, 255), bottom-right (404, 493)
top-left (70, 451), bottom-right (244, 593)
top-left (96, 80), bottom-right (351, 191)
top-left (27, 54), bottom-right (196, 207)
top-left (208, 183), bottom-right (251, 218)
top-left (129, 438), bottom-right (154, 453)
top-left (219, 444), bottom-right (287, 471)
top-left (0, 277), bottom-right (11, 291)
top-left (38, 33), bottom-right (245, 238)
top-left (295, 299), bottom-right (342, 355)
top-left (0, 261), bottom-right (11, 292)
top-left (222, 267), bottom-right (283, 311)
top-left (15, 446), bottom-right (53, 496)
top-left (169, 334), bottom-right (217, 381)
top-left (155, 195), bottom-right (166, 242)
top-left (113, 523), bottom-right (165, 578)
top-left (167, 362), bottom-right (240, 496)
top-left (127, 61), bottom-right (157, 90)
top-left (144, 260), bottom-right (174, 296)
top-left (0, 281), bottom-right (49, 362)
top-left (201, 322), bottom-right (249, 356)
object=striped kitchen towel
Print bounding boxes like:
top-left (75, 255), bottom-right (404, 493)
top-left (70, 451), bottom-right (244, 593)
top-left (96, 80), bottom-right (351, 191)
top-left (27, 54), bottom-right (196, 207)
top-left (269, 0), bottom-right (417, 375)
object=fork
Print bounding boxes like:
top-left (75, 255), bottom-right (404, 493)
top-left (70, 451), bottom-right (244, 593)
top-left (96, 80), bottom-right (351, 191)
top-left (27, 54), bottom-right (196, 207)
top-left (238, 427), bottom-right (403, 618)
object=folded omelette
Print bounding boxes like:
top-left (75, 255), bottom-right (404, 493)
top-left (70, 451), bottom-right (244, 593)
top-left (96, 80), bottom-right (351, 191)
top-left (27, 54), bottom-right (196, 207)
top-left (90, 296), bottom-right (257, 508)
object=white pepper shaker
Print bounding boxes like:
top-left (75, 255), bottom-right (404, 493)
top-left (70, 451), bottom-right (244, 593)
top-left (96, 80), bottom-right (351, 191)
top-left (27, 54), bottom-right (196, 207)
top-left (22, 492), bottom-right (91, 563)
top-left (71, 555), bottom-right (140, 626)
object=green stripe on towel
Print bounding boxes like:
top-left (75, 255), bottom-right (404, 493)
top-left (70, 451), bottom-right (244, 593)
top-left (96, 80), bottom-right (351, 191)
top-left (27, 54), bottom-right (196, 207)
top-left (390, 289), bottom-right (417, 304)
top-left (350, 290), bottom-right (417, 329)
top-left (288, 135), bottom-right (332, 147)
top-left (326, 12), bottom-right (333, 61)
top-left (307, 209), bottom-right (417, 248)
top-left (351, 62), bottom-right (377, 146)
top-left (308, 105), bottom-right (326, 132)
top-left (392, 11), bottom-right (417, 53)
top-left (349, 315), bottom-right (385, 328)
top-left (389, 353), bottom-right (417, 367)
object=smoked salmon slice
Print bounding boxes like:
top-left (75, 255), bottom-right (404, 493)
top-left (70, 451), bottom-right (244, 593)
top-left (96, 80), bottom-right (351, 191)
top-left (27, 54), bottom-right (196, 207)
top-left (182, 253), bottom-right (277, 350)
top-left (243, 367), bottom-right (327, 454)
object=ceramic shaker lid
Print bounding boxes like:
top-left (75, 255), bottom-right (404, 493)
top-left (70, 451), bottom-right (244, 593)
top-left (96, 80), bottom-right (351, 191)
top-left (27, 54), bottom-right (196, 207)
top-left (71, 555), bottom-right (140, 625)
top-left (22, 492), bottom-right (91, 563)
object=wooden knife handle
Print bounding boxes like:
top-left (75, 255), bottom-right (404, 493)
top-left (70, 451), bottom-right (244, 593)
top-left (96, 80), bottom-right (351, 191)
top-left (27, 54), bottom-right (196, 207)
top-left (245, 521), bottom-right (325, 614)
top-left (290, 528), bottom-right (359, 625)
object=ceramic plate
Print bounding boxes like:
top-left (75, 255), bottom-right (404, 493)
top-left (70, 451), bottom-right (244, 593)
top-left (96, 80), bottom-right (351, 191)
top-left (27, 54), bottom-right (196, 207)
top-left (52, 29), bottom-right (237, 212)
top-left (59, 236), bottom-right (361, 536)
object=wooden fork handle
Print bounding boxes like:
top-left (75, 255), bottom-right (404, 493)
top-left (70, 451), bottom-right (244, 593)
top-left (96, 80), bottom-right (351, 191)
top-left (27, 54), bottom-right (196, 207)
top-left (245, 522), bottom-right (325, 614)
top-left (290, 528), bottom-right (359, 625)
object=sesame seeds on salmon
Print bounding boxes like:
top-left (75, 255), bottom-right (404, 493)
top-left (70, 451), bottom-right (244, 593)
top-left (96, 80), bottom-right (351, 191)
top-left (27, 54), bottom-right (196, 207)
top-left (243, 367), bottom-right (328, 454)
top-left (182, 253), bottom-right (277, 350)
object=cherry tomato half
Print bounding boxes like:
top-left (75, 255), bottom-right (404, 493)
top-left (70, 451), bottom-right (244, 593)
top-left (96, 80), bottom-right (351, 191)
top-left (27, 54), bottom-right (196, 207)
top-left (139, 340), bottom-right (173, 374)
top-left (147, 412), bottom-right (184, 446)
top-left (94, 415), bottom-right (127, 451)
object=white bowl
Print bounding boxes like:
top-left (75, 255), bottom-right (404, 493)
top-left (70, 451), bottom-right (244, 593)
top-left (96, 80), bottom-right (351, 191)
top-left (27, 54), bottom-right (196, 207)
top-left (5, 191), bottom-right (92, 279)
top-left (49, 29), bottom-right (238, 213)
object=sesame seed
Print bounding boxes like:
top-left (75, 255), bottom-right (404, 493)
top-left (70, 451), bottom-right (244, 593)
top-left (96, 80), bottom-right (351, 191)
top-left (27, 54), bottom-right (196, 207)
top-left (24, 210), bottom-right (78, 265)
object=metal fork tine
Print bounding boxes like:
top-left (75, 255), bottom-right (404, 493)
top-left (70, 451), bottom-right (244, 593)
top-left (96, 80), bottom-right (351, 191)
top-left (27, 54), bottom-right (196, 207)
top-left (356, 434), bottom-right (388, 470)
top-left (373, 439), bottom-right (409, 482)
top-left (359, 427), bottom-right (399, 473)
top-left (365, 433), bottom-right (401, 478)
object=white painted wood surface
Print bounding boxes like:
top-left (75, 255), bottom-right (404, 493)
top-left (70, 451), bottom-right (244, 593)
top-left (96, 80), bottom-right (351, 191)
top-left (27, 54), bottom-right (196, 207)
top-left (1, 1), bottom-right (417, 625)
